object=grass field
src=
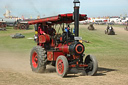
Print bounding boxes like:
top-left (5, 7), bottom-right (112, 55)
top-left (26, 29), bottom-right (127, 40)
top-left (0, 25), bottom-right (35, 52)
top-left (79, 25), bottom-right (128, 74)
top-left (0, 24), bottom-right (128, 85)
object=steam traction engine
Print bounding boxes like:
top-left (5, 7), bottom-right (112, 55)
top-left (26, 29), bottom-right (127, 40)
top-left (13, 20), bottom-right (29, 30)
top-left (30, 0), bottom-right (98, 77)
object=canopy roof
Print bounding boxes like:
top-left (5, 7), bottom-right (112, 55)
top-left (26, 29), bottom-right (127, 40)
top-left (28, 13), bottom-right (87, 25)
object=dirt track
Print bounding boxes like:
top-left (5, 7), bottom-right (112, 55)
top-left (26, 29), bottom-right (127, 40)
top-left (0, 25), bottom-right (128, 85)
top-left (0, 51), bottom-right (128, 85)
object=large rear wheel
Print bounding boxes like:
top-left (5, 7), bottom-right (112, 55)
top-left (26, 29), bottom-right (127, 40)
top-left (20, 24), bottom-right (26, 30)
top-left (56, 55), bottom-right (69, 77)
top-left (30, 46), bottom-right (47, 73)
top-left (84, 55), bottom-right (98, 76)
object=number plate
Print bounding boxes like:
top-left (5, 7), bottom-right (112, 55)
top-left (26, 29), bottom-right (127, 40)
top-left (74, 37), bottom-right (82, 40)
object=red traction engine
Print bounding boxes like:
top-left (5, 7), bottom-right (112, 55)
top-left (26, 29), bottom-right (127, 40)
top-left (30, 0), bottom-right (98, 77)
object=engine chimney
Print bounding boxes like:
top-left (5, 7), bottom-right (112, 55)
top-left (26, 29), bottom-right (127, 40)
top-left (73, 0), bottom-right (80, 37)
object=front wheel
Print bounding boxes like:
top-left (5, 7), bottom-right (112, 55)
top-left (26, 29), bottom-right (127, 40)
top-left (84, 55), bottom-right (98, 76)
top-left (56, 55), bottom-right (69, 77)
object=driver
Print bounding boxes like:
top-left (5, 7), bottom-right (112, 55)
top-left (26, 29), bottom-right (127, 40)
top-left (47, 25), bottom-right (56, 36)
top-left (38, 24), bottom-right (46, 35)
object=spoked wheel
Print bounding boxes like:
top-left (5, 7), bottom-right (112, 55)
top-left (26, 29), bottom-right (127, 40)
top-left (20, 24), bottom-right (26, 30)
top-left (56, 55), bottom-right (69, 77)
top-left (30, 46), bottom-right (47, 73)
top-left (84, 55), bottom-right (98, 76)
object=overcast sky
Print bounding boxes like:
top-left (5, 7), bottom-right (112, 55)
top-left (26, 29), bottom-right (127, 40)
top-left (0, 0), bottom-right (128, 18)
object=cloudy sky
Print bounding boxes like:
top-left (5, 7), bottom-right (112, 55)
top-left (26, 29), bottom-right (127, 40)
top-left (0, 0), bottom-right (128, 18)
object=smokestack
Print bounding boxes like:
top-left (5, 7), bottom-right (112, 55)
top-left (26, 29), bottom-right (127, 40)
top-left (73, 0), bottom-right (80, 37)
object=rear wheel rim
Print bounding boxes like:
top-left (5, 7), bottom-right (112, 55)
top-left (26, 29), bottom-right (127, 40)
top-left (57, 59), bottom-right (64, 75)
top-left (21, 25), bottom-right (25, 29)
top-left (32, 52), bottom-right (38, 68)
